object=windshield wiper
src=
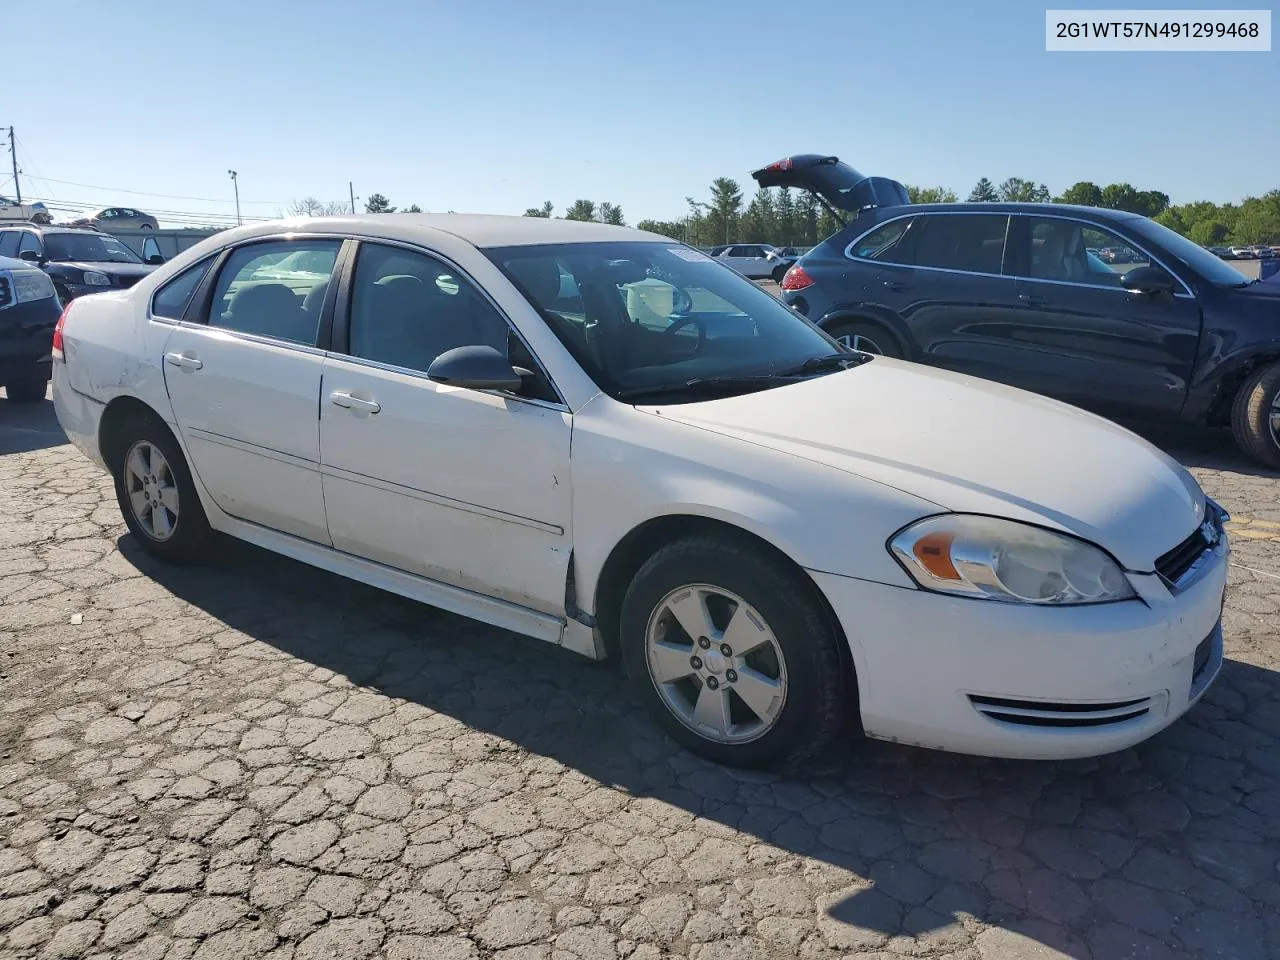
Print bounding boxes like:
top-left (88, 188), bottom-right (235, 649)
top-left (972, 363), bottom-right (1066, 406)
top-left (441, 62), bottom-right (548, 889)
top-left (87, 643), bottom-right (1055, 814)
top-left (777, 352), bottom-right (873, 376)
top-left (616, 373), bottom-right (800, 400)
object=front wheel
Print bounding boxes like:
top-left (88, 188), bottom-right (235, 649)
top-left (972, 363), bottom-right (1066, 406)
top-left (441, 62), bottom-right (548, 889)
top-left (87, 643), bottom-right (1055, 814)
top-left (620, 535), bottom-right (850, 769)
top-left (4, 365), bottom-right (48, 403)
top-left (1231, 362), bottom-right (1280, 470)
top-left (825, 320), bottom-right (902, 359)
top-left (111, 416), bottom-right (212, 564)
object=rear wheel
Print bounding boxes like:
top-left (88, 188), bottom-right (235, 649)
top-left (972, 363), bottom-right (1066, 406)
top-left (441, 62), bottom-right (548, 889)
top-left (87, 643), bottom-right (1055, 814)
top-left (1231, 361), bottom-right (1280, 470)
top-left (111, 416), bottom-right (212, 563)
top-left (4, 365), bottom-right (48, 403)
top-left (620, 535), bottom-right (849, 769)
top-left (825, 319), bottom-right (902, 359)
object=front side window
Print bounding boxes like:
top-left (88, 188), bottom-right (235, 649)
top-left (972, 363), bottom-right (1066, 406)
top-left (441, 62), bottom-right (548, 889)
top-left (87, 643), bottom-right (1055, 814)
top-left (208, 240), bottom-right (341, 344)
top-left (45, 233), bottom-right (142, 264)
top-left (152, 259), bottom-right (213, 320)
top-left (849, 218), bottom-right (917, 263)
top-left (912, 214), bottom-right (1008, 274)
top-left (346, 243), bottom-right (513, 374)
top-left (1024, 217), bottom-right (1149, 286)
top-left (1127, 216), bottom-right (1249, 288)
top-left (488, 241), bottom-right (841, 401)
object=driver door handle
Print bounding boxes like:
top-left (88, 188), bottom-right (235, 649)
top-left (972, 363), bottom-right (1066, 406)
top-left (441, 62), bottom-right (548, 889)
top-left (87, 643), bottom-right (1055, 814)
top-left (330, 390), bottom-right (381, 414)
top-left (164, 352), bottom-right (203, 371)
top-left (1017, 293), bottom-right (1045, 305)
top-left (882, 280), bottom-right (906, 291)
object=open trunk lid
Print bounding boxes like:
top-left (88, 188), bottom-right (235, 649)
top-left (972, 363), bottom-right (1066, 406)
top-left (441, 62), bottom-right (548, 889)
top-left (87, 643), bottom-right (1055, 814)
top-left (750, 154), bottom-right (910, 214)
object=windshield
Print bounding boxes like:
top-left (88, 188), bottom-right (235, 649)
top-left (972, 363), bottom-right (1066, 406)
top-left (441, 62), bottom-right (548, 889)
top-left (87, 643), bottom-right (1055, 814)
top-left (45, 233), bottom-right (143, 264)
top-left (1127, 218), bottom-right (1252, 287)
top-left (486, 241), bottom-right (844, 401)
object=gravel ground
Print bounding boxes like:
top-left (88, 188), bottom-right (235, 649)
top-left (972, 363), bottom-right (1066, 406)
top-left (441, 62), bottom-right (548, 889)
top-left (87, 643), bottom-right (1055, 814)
top-left (1, 389), bottom-right (1278, 960)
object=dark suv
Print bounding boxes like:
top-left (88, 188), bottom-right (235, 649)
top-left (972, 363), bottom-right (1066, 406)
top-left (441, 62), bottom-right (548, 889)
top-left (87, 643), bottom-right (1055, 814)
top-left (0, 225), bottom-right (162, 304)
top-left (754, 154), bottom-right (1280, 469)
top-left (0, 254), bottom-right (62, 402)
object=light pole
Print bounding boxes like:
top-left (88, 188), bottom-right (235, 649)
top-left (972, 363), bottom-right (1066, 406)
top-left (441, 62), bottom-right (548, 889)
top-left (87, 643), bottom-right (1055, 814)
top-left (228, 169), bottom-right (241, 225)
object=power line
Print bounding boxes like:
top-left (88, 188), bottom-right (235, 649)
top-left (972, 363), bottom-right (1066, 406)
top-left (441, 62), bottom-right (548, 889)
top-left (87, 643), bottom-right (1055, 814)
top-left (21, 174), bottom-right (289, 206)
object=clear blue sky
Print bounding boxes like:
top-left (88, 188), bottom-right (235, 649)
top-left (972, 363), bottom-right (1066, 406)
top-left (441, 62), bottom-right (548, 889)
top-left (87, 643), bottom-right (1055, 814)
top-left (5, 0), bottom-right (1276, 227)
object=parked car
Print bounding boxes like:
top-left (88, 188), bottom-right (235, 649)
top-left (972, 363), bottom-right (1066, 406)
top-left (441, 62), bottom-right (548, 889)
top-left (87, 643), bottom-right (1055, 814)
top-left (0, 254), bottom-right (61, 401)
top-left (755, 153), bottom-right (1280, 470)
top-left (0, 225), bottom-right (163, 303)
top-left (1206, 246), bottom-right (1233, 259)
top-left (53, 213), bottom-right (1228, 767)
top-left (74, 207), bottom-right (160, 231)
top-left (1253, 245), bottom-right (1276, 259)
top-left (1229, 245), bottom-right (1257, 259)
top-left (0, 196), bottom-right (51, 224)
top-left (710, 243), bottom-right (796, 282)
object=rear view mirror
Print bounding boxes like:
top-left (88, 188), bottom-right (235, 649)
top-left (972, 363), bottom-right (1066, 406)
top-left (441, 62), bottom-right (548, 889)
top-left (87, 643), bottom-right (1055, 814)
top-left (427, 345), bottom-right (522, 392)
top-left (1121, 265), bottom-right (1176, 295)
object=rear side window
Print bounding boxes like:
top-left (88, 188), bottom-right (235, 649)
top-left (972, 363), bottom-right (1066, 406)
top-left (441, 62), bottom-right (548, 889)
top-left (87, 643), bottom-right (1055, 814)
top-left (208, 240), bottom-right (342, 345)
top-left (913, 214), bottom-right (1009, 274)
top-left (0, 232), bottom-right (18, 257)
top-left (849, 218), bottom-right (917, 263)
top-left (151, 259), bottom-right (213, 320)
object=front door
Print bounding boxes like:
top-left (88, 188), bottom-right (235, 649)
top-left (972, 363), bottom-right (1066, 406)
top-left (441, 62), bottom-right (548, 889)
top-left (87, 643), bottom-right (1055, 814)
top-left (161, 237), bottom-right (345, 544)
top-left (1003, 215), bottom-right (1202, 414)
top-left (319, 241), bottom-right (572, 616)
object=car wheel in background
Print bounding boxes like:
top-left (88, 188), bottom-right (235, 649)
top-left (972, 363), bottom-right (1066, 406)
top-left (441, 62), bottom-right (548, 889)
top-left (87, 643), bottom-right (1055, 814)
top-left (110, 415), bottom-right (213, 563)
top-left (619, 534), bottom-right (849, 768)
top-left (1232, 361), bottom-right (1280, 470)
top-left (4, 366), bottom-right (48, 403)
top-left (825, 319), bottom-right (903, 359)
top-left (140, 223), bottom-right (154, 230)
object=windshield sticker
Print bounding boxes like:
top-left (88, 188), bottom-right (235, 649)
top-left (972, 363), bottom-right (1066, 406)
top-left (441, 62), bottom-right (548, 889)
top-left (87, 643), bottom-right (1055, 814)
top-left (668, 247), bottom-right (711, 262)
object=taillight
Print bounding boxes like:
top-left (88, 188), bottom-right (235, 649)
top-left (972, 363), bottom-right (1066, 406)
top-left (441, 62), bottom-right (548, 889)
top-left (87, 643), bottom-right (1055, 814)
top-left (51, 302), bottom-right (70, 361)
top-left (780, 264), bottom-right (814, 291)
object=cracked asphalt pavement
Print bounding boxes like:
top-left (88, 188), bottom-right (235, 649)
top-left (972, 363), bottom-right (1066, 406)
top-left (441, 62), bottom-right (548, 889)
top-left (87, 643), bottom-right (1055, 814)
top-left (2, 389), bottom-right (1279, 960)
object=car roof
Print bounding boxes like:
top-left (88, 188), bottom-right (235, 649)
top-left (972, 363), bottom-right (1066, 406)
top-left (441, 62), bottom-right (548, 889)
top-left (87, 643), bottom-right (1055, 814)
top-left (874, 202), bottom-right (1144, 220)
top-left (198, 213), bottom-right (669, 249)
top-left (0, 254), bottom-right (29, 269)
top-left (0, 224), bottom-right (102, 235)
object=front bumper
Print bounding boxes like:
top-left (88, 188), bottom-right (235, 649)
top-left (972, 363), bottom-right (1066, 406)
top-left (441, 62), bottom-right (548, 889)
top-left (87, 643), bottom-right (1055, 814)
top-left (809, 536), bottom-right (1228, 760)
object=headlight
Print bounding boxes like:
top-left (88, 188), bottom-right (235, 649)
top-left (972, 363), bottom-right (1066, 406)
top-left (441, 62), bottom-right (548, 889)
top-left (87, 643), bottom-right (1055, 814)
top-left (9, 269), bottom-right (56, 303)
top-left (81, 271), bottom-right (111, 286)
top-left (889, 514), bottom-right (1135, 605)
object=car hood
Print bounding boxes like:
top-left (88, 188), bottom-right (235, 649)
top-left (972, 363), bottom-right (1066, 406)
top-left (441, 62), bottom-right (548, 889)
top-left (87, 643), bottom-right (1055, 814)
top-left (50, 260), bottom-right (155, 277)
top-left (642, 359), bottom-right (1206, 571)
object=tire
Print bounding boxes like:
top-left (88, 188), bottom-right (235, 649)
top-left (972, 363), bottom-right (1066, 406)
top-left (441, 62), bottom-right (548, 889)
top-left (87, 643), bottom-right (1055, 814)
top-left (619, 534), bottom-right (849, 769)
top-left (4, 365), bottom-right (48, 403)
top-left (1230, 362), bottom-right (1280, 470)
top-left (140, 223), bottom-right (154, 230)
top-left (825, 319), bottom-right (902, 359)
top-left (110, 415), bottom-right (212, 564)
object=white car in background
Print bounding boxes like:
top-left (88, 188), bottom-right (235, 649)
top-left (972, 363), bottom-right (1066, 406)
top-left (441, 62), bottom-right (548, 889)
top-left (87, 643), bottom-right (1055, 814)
top-left (0, 196), bottom-right (51, 224)
top-left (52, 214), bottom-right (1227, 767)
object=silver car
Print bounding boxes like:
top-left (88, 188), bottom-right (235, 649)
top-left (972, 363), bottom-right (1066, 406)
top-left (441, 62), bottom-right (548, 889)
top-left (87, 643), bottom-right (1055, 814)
top-left (710, 243), bottom-right (795, 281)
top-left (83, 207), bottom-right (159, 231)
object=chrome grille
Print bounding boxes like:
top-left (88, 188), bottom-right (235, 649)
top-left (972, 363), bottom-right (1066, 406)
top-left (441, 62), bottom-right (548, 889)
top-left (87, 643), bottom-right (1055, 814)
top-left (969, 694), bottom-right (1151, 728)
top-left (0, 276), bottom-right (11, 308)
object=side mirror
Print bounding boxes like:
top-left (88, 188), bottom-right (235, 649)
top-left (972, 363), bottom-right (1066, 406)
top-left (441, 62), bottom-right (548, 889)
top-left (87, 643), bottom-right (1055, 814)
top-left (18, 249), bottom-right (42, 263)
top-left (146, 254), bottom-right (165, 265)
top-left (426, 345), bottom-right (522, 392)
top-left (1121, 265), bottom-right (1176, 295)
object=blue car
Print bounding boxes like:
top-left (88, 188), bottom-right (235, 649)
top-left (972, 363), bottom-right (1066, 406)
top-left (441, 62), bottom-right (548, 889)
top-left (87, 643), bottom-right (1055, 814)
top-left (752, 154), bottom-right (1280, 470)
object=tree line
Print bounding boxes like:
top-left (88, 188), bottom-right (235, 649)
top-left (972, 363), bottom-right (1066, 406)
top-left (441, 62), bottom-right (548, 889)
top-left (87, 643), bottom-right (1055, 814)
top-left (289, 178), bottom-right (1280, 250)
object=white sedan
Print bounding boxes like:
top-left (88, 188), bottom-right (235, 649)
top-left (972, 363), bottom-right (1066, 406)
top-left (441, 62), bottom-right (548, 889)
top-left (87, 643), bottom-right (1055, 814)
top-left (51, 214), bottom-right (1228, 768)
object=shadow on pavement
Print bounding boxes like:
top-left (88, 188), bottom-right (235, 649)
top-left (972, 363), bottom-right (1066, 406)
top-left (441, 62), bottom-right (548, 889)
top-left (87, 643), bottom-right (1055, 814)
top-left (0, 388), bottom-right (66, 456)
top-left (120, 529), bottom-right (1280, 960)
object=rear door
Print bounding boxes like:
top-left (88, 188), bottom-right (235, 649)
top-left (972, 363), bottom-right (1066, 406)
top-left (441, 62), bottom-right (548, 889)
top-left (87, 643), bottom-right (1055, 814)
top-left (160, 236), bottom-right (347, 544)
top-left (1002, 215), bottom-right (1201, 414)
top-left (851, 212), bottom-right (1023, 380)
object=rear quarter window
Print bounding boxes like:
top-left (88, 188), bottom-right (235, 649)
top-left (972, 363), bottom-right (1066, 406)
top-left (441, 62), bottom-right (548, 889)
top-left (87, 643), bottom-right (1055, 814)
top-left (151, 259), bottom-right (214, 320)
top-left (849, 218), bottom-right (918, 263)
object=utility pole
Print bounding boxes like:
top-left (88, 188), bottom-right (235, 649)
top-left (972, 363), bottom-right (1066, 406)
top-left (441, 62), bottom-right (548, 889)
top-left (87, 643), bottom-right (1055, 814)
top-left (349, 181), bottom-right (356, 214)
top-left (8, 128), bottom-right (20, 204)
top-left (227, 169), bottom-right (241, 225)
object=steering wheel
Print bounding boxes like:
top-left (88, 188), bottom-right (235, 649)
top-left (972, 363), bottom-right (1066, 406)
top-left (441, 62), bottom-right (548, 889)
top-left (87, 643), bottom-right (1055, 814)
top-left (663, 314), bottom-right (707, 354)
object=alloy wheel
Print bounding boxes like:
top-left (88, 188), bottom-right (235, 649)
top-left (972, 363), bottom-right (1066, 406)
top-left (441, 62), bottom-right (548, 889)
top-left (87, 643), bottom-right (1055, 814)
top-left (836, 332), bottom-right (883, 355)
top-left (644, 584), bottom-right (788, 744)
top-left (123, 440), bottom-right (180, 542)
